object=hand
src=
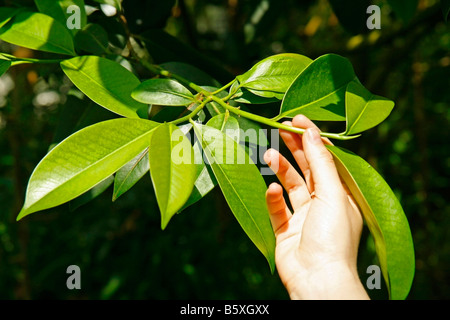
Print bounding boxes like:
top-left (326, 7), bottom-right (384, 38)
top-left (264, 115), bottom-right (369, 300)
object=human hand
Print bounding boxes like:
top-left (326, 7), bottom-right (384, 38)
top-left (264, 115), bottom-right (369, 300)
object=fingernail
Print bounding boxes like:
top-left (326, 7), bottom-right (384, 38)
top-left (306, 128), bottom-right (322, 145)
top-left (264, 148), bottom-right (274, 164)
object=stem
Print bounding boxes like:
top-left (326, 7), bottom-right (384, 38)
top-left (210, 95), bottom-right (360, 141)
top-left (211, 79), bottom-right (235, 95)
top-left (170, 97), bottom-right (212, 125)
top-left (1, 53), bottom-right (63, 64)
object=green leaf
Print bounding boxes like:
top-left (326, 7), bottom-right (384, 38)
top-left (344, 81), bottom-right (395, 135)
top-left (231, 85), bottom-right (279, 104)
top-left (0, 7), bottom-right (23, 29)
top-left (0, 11), bottom-right (75, 55)
top-left (207, 113), bottom-right (240, 142)
top-left (34, 0), bottom-right (87, 35)
top-left (112, 148), bottom-right (149, 201)
top-left (61, 56), bottom-right (148, 118)
top-left (279, 54), bottom-right (357, 121)
top-left (327, 145), bottom-right (415, 300)
top-left (69, 175), bottom-right (114, 211)
top-left (387, 0), bottom-right (419, 23)
top-left (0, 59), bottom-right (11, 77)
top-left (74, 23), bottom-right (109, 55)
top-left (149, 123), bottom-right (196, 229)
top-left (205, 89), bottom-right (268, 146)
top-left (132, 79), bottom-right (195, 106)
top-left (17, 118), bottom-right (160, 220)
top-left (192, 122), bottom-right (276, 272)
top-left (237, 53), bottom-right (312, 98)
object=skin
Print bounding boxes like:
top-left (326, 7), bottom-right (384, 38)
top-left (264, 115), bottom-right (369, 300)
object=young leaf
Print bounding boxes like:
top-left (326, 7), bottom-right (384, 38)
top-left (236, 53), bottom-right (312, 99)
top-left (192, 122), bottom-right (276, 272)
top-left (17, 118), bottom-right (160, 220)
top-left (149, 123), bottom-right (196, 229)
top-left (61, 56), bottom-right (148, 118)
top-left (112, 148), bottom-right (149, 201)
top-left (344, 81), bottom-right (395, 135)
top-left (132, 79), bottom-right (195, 106)
top-left (279, 54), bottom-right (357, 121)
top-left (74, 23), bottom-right (109, 55)
top-left (34, 0), bottom-right (87, 35)
top-left (0, 11), bottom-right (75, 55)
top-left (327, 145), bottom-right (415, 300)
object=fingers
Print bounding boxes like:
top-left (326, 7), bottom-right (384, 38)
top-left (265, 182), bottom-right (292, 235)
top-left (292, 115), bottom-right (333, 146)
top-left (264, 148), bottom-right (311, 211)
top-left (302, 127), bottom-right (345, 199)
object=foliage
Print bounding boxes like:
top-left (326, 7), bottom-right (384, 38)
top-left (0, 0), bottom-right (448, 300)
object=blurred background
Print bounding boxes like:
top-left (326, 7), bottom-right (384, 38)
top-left (0, 0), bottom-right (448, 299)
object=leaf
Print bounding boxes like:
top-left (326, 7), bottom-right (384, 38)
top-left (17, 118), bottom-right (160, 220)
top-left (192, 122), bottom-right (276, 272)
top-left (207, 113), bottom-right (240, 142)
top-left (231, 87), bottom-right (279, 104)
top-left (344, 81), bottom-right (395, 135)
top-left (112, 148), bottom-right (149, 201)
top-left (74, 23), bottom-right (109, 55)
top-left (93, 0), bottom-right (122, 12)
top-left (61, 56), bottom-right (148, 118)
top-left (132, 79), bottom-right (195, 106)
top-left (34, 0), bottom-right (87, 35)
top-left (204, 88), bottom-right (268, 146)
top-left (0, 59), bottom-right (11, 77)
top-left (69, 175), bottom-right (114, 211)
top-left (149, 123), bottom-right (196, 229)
top-left (279, 54), bottom-right (357, 121)
top-left (387, 0), bottom-right (419, 23)
top-left (237, 53), bottom-right (312, 98)
top-left (0, 7), bottom-right (23, 29)
top-left (0, 11), bottom-right (75, 55)
top-left (327, 145), bottom-right (415, 300)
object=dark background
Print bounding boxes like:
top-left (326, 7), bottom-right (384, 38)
top-left (0, 0), bottom-right (448, 299)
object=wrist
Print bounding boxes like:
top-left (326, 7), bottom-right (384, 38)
top-left (287, 262), bottom-right (370, 300)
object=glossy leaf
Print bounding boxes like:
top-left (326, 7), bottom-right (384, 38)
top-left (231, 87), bottom-right (279, 104)
top-left (61, 56), bottom-right (148, 118)
top-left (327, 145), bottom-right (415, 300)
top-left (132, 79), bottom-right (195, 106)
top-left (387, 0), bottom-right (418, 23)
top-left (344, 81), bottom-right (395, 135)
top-left (192, 123), bottom-right (276, 272)
top-left (279, 54), bottom-right (357, 121)
top-left (34, 0), bottom-right (87, 35)
top-left (236, 53), bottom-right (312, 98)
top-left (149, 123), bottom-right (196, 229)
top-left (207, 113), bottom-right (240, 142)
top-left (94, 0), bottom-right (122, 12)
top-left (74, 23), bottom-right (109, 55)
top-left (0, 11), bottom-right (75, 55)
top-left (112, 148), bottom-right (149, 201)
top-left (17, 118), bottom-right (160, 220)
